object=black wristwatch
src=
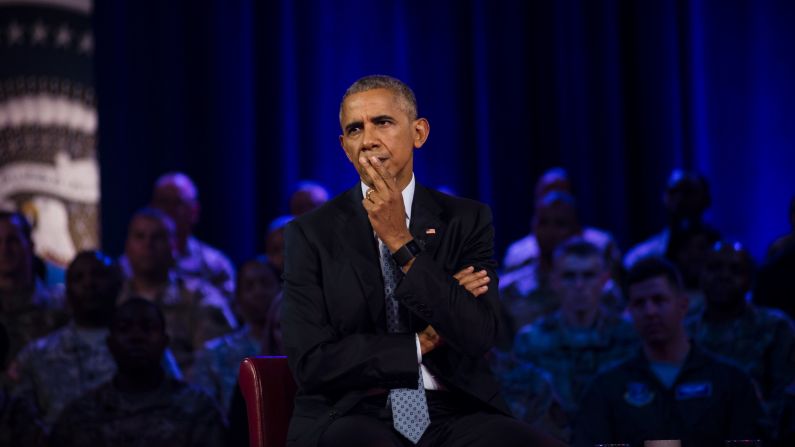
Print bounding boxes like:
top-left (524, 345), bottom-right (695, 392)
top-left (392, 239), bottom-right (423, 267)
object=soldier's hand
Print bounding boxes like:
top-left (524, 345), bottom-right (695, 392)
top-left (418, 324), bottom-right (443, 355)
top-left (453, 266), bottom-right (490, 298)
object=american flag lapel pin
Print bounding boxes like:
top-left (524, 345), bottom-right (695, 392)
top-left (426, 228), bottom-right (436, 235)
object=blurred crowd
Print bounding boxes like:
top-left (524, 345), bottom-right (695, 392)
top-left (1, 168), bottom-right (793, 446)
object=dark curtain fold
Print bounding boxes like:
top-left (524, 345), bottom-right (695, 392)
top-left (94, 0), bottom-right (795, 266)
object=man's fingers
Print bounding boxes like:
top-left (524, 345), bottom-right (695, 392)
top-left (359, 156), bottom-right (390, 193)
top-left (458, 270), bottom-right (490, 287)
top-left (453, 266), bottom-right (475, 280)
top-left (368, 156), bottom-right (396, 189)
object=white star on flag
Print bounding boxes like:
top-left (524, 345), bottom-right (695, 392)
top-left (31, 20), bottom-right (48, 45)
top-left (78, 32), bottom-right (93, 55)
top-left (55, 24), bottom-right (73, 47)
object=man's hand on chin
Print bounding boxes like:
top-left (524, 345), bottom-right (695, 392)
top-left (359, 156), bottom-right (413, 252)
top-left (418, 324), bottom-right (443, 355)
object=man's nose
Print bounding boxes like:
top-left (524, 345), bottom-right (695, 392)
top-left (361, 124), bottom-right (379, 150)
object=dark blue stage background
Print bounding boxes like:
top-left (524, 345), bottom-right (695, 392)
top-left (94, 0), bottom-right (795, 267)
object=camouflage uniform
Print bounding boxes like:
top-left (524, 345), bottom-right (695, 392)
top-left (497, 357), bottom-right (571, 443)
top-left (686, 304), bottom-right (795, 419)
top-left (0, 279), bottom-right (67, 371)
top-left (118, 274), bottom-right (237, 373)
top-left (7, 322), bottom-right (186, 431)
top-left (499, 260), bottom-right (559, 336)
top-left (120, 237), bottom-right (235, 299)
top-left (50, 378), bottom-right (225, 447)
top-left (190, 326), bottom-right (260, 413)
top-left (513, 310), bottom-right (639, 416)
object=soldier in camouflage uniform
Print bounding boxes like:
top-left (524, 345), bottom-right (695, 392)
top-left (0, 212), bottom-right (66, 372)
top-left (513, 239), bottom-right (639, 417)
top-left (119, 208), bottom-right (236, 374)
top-left (498, 192), bottom-right (581, 349)
top-left (121, 172), bottom-right (236, 300)
top-left (7, 251), bottom-right (122, 431)
top-left (687, 241), bottom-right (795, 423)
top-left (50, 298), bottom-right (225, 447)
top-left (191, 258), bottom-right (281, 412)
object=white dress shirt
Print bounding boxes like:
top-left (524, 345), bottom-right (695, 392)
top-left (361, 174), bottom-right (444, 390)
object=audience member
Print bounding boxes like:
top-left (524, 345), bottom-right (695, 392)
top-left (122, 172), bottom-right (236, 299)
top-left (513, 239), bottom-right (638, 417)
top-left (289, 181), bottom-right (330, 216)
top-left (503, 168), bottom-right (621, 274)
top-left (7, 251), bottom-right (122, 431)
top-left (664, 219), bottom-right (721, 316)
top-left (0, 321), bottom-right (45, 446)
top-left (0, 211), bottom-right (67, 371)
top-left (118, 208), bottom-right (236, 372)
top-left (499, 191), bottom-right (582, 343)
top-left (498, 360), bottom-right (570, 443)
top-left (261, 215), bottom-right (293, 276)
top-left (624, 169), bottom-right (712, 269)
top-left (687, 241), bottom-right (795, 424)
top-left (574, 257), bottom-right (762, 447)
top-left (191, 258), bottom-right (282, 412)
top-left (50, 298), bottom-right (225, 446)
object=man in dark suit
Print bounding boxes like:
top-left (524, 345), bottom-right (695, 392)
top-left (282, 75), bottom-right (563, 447)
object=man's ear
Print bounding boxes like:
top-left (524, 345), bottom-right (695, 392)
top-left (413, 118), bottom-right (430, 149)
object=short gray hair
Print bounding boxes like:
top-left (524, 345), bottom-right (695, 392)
top-left (339, 75), bottom-right (418, 124)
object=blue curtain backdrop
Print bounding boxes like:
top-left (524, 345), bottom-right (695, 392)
top-left (94, 0), bottom-right (795, 266)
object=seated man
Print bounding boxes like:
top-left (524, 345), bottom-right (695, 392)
top-left (290, 181), bottom-right (330, 216)
top-left (574, 257), bottom-right (763, 447)
top-left (50, 298), bottom-right (225, 446)
top-left (513, 239), bottom-right (638, 418)
top-left (7, 251), bottom-right (122, 431)
top-left (0, 211), bottom-right (66, 372)
top-left (624, 169), bottom-right (712, 269)
top-left (191, 258), bottom-right (282, 413)
top-left (499, 191), bottom-right (581, 344)
top-left (503, 167), bottom-right (621, 275)
top-left (120, 172), bottom-right (236, 299)
top-left (664, 219), bottom-right (721, 317)
top-left (283, 75), bottom-right (563, 447)
top-left (687, 241), bottom-right (795, 423)
top-left (10, 250), bottom-right (183, 430)
top-left (119, 208), bottom-right (236, 372)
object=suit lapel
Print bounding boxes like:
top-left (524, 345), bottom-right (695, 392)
top-left (335, 186), bottom-right (386, 328)
top-left (409, 183), bottom-right (445, 256)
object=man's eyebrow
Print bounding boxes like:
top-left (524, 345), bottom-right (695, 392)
top-left (344, 120), bottom-right (363, 133)
top-left (370, 114), bottom-right (395, 122)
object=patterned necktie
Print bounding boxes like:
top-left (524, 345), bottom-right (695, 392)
top-left (378, 241), bottom-right (431, 444)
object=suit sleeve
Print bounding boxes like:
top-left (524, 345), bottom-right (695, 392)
top-left (395, 203), bottom-right (501, 357)
top-left (282, 221), bottom-right (419, 395)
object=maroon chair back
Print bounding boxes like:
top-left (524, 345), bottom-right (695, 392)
top-left (238, 356), bottom-right (297, 447)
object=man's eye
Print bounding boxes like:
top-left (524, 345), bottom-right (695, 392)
top-left (348, 127), bottom-right (361, 135)
top-left (376, 120), bottom-right (391, 126)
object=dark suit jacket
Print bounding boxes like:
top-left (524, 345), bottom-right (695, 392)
top-left (282, 182), bottom-right (510, 446)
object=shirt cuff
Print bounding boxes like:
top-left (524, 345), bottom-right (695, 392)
top-left (415, 333), bottom-right (422, 364)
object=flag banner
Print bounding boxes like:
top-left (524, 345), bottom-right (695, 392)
top-left (0, 0), bottom-right (97, 269)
